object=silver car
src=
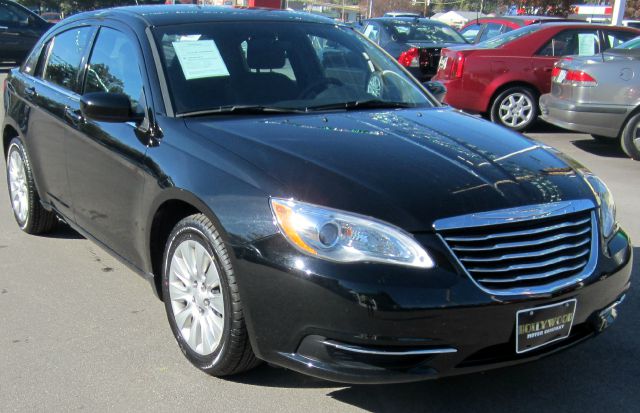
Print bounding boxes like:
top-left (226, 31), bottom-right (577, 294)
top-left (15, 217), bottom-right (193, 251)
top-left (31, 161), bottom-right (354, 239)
top-left (540, 36), bottom-right (640, 160)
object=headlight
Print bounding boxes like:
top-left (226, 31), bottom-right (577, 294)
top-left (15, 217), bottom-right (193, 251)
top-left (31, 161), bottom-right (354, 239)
top-left (584, 174), bottom-right (616, 238)
top-left (270, 198), bottom-right (434, 268)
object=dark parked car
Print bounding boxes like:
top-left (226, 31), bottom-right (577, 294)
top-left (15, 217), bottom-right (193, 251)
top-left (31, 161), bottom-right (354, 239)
top-left (433, 23), bottom-right (639, 131)
top-left (0, 0), bottom-right (51, 64)
top-left (362, 17), bottom-right (467, 81)
top-left (2, 6), bottom-right (632, 384)
top-left (459, 16), bottom-right (579, 44)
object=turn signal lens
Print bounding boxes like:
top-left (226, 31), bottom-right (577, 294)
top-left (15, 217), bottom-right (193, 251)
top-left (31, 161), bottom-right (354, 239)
top-left (270, 198), bottom-right (434, 268)
top-left (398, 47), bottom-right (420, 68)
top-left (450, 52), bottom-right (465, 78)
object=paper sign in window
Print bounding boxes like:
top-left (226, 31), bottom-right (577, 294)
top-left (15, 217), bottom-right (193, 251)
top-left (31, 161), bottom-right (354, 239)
top-left (172, 40), bottom-right (230, 80)
top-left (577, 34), bottom-right (596, 56)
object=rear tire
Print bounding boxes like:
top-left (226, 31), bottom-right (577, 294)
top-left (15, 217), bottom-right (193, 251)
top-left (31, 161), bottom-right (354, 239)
top-left (5, 137), bottom-right (57, 234)
top-left (162, 213), bottom-right (260, 376)
top-left (620, 113), bottom-right (640, 160)
top-left (490, 87), bottom-right (538, 132)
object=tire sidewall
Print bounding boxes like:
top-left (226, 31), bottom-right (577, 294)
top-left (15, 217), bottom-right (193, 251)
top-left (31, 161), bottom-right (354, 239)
top-left (162, 220), bottom-right (233, 370)
top-left (621, 113), bottom-right (640, 160)
top-left (6, 138), bottom-right (31, 230)
top-left (490, 87), bottom-right (538, 132)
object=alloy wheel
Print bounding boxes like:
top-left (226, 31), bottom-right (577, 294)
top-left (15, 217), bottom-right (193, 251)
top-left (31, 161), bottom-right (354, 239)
top-left (8, 148), bottom-right (29, 224)
top-left (168, 239), bottom-right (225, 356)
top-left (498, 92), bottom-right (533, 128)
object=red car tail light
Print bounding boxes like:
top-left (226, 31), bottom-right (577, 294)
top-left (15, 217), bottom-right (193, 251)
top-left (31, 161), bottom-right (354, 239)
top-left (450, 52), bottom-right (465, 78)
top-left (565, 70), bottom-right (597, 87)
top-left (551, 66), bottom-right (562, 79)
top-left (398, 47), bottom-right (420, 68)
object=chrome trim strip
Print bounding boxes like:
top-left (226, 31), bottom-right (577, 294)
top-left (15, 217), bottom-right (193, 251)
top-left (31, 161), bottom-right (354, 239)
top-left (451, 226), bottom-right (590, 252)
top-left (459, 238), bottom-right (590, 262)
top-left (468, 249), bottom-right (589, 273)
top-left (322, 340), bottom-right (457, 356)
top-left (444, 217), bottom-right (590, 242)
top-left (433, 199), bottom-right (596, 231)
top-left (436, 210), bottom-right (599, 297)
top-left (477, 260), bottom-right (587, 283)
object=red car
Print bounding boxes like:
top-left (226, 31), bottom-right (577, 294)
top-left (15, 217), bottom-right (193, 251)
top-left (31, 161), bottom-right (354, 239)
top-left (459, 16), bottom-right (579, 44)
top-left (433, 23), bottom-right (639, 131)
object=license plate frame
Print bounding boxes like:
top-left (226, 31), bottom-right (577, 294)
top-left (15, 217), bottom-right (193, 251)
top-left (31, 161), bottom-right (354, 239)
top-left (438, 56), bottom-right (448, 71)
top-left (516, 299), bottom-right (577, 354)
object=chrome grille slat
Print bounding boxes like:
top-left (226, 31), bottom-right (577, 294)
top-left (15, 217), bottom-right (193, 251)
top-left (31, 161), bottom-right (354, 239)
top-left (466, 248), bottom-right (590, 273)
top-left (436, 203), bottom-right (596, 295)
top-left (459, 238), bottom-right (590, 263)
top-left (477, 261), bottom-right (588, 284)
top-left (450, 226), bottom-right (590, 252)
top-left (444, 217), bottom-right (590, 242)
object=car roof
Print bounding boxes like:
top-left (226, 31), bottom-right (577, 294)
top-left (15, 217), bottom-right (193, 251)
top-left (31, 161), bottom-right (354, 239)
top-left (368, 17), bottom-right (447, 25)
top-left (63, 5), bottom-right (334, 27)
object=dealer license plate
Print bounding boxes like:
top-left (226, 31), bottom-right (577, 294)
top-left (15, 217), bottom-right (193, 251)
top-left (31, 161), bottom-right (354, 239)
top-left (516, 299), bottom-right (576, 354)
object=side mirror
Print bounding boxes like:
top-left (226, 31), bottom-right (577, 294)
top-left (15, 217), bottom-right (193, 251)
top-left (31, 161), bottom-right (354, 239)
top-left (423, 81), bottom-right (446, 103)
top-left (80, 92), bottom-right (142, 123)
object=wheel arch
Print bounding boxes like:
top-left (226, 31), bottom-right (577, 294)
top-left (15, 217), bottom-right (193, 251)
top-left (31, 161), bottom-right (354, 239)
top-left (3, 124), bottom-right (20, 158)
top-left (616, 104), bottom-right (640, 138)
top-left (487, 81), bottom-right (541, 115)
top-left (146, 188), bottom-right (230, 301)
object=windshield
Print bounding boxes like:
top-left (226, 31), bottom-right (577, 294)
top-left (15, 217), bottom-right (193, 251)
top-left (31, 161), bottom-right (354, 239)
top-left (383, 20), bottom-right (466, 44)
top-left (476, 24), bottom-right (542, 49)
top-left (153, 22), bottom-right (434, 115)
top-left (614, 36), bottom-right (640, 49)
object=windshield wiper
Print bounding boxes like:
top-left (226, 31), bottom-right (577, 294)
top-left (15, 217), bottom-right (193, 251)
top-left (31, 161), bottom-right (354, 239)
top-left (178, 105), bottom-right (306, 117)
top-left (305, 100), bottom-right (415, 112)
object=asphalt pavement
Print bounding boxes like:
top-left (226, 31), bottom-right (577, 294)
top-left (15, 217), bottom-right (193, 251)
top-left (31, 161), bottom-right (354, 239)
top-left (1, 71), bottom-right (639, 412)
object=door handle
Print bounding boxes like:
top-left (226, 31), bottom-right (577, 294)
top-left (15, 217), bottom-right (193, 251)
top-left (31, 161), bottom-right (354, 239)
top-left (64, 107), bottom-right (84, 126)
top-left (543, 67), bottom-right (553, 72)
top-left (24, 86), bottom-right (36, 98)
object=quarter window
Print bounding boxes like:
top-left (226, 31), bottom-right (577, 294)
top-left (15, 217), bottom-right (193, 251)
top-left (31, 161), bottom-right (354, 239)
top-left (605, 30), bottom-right (637, 49)
top-left (460, 23), bottom-right (481, 42)
top-left (0, 1), bottom-right (30, 26)
top-left (42, 27), bottom-right (93, 91)
top-left (363, 24), bottom-right (380, 43)
top-left (84, 27), bottom-right (145, 114)
top-left (478, 23), bottom-right (502, 42)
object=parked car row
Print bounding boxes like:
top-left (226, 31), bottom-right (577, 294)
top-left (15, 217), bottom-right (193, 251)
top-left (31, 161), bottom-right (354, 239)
top-left (0, 0), bottom-right (51, 64)
top-left (540, 36), bottom-right (640, 160)
top-left (433, 23), bottom-right (638, 131)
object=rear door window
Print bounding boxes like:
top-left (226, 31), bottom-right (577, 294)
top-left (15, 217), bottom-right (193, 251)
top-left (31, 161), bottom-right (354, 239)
top-left (478, 23), bottom-right (503, 42)
top-left (41, 27), bottom-right (93, 91)
top-left (363, 23), bottom-right (380, 44)
top-left (460, 23), bottom-right (481, 42)
top-left (537, 29), bottom-right (600, 56)
top-left (0, 1), bottom-right (31, 28)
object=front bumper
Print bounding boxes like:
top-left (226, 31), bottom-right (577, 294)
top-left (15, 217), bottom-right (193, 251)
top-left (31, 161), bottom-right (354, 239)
top-left (539, 94), bottom-right (631, 138)
top-left (234, 229), bottom-right (632, 384)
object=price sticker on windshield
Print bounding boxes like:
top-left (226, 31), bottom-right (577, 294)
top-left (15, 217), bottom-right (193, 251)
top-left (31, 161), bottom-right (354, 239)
top-left (172, 39), bottom-right (230, 80)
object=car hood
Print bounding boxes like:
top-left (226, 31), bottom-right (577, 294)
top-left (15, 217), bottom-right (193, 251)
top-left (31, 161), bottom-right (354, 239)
top-left (185, 108), bottom-right (594, 232)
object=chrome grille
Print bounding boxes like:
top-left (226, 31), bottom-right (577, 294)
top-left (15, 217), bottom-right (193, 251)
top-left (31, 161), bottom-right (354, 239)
top-left (434, 201), bottom-right (597, 295)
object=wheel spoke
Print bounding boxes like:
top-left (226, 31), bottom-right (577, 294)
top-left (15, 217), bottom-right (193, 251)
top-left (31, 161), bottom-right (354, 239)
top-left (187, 314), bottom-right (200, 350)
top-left (169, 282), bottom-right (192, 302)
top-left (171, 254), bottom-right (192, 284)
top-left (174, 304), bottom-right (192, 331)
top-left (210, 294), bottom-right (224, 316)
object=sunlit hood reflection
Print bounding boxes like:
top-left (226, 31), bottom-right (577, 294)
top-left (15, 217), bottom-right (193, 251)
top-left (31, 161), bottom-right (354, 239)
top-left (185, 108), bottom-right (594, 231)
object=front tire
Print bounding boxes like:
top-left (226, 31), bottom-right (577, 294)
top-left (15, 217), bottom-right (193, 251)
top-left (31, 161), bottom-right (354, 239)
top-left (620, 113), bottom-right (640, 160)
top-left (490, 87), bottom-right (538, 132)
top-left (6, 137), bottom-right (57, 234)
top-left (162, 213), bottom-right (260, 376)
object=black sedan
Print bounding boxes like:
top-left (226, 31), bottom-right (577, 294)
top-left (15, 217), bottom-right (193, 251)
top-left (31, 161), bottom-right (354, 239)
top-left (0, 0), bottom-right (51, 64)
top-left (361, 17), bottom-right (467, 81)
top-left (2, 6), bottom-right (632, 384)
